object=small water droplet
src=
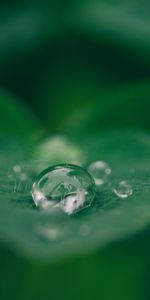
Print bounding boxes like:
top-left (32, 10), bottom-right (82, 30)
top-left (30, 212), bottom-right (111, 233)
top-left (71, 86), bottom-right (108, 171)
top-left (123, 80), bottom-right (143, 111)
top-left (13, 164), bottom-right (22, 173)
top-left (32, 164), bottom-right (95, 215)
top-left (88, 161), bottom-right (111, 186)
top-left (113, 181), bottom-right (133, 199)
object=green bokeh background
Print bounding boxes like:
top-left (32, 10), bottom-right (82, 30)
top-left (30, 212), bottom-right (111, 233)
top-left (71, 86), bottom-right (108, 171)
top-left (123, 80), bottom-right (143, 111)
top-left (0, 1), bottom-right (150, 299)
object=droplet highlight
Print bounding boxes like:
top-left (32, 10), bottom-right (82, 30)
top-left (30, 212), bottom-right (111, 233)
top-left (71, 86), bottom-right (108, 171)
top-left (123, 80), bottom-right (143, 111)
top-left (113, 181), bottom-right (133, 199)
top-left (88, 161), bottom-right (111, 186)
top-left (32, 164), bottom-right (95, 215)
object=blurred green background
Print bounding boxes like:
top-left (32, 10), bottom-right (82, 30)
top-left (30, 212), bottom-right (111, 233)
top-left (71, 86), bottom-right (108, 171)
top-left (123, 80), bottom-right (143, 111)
top-left (0, 1), bottom-right (150, 299)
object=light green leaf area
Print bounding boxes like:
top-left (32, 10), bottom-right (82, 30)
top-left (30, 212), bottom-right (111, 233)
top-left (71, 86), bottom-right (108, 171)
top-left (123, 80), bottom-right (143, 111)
top-left (0, 130), bottom-right (150, 262)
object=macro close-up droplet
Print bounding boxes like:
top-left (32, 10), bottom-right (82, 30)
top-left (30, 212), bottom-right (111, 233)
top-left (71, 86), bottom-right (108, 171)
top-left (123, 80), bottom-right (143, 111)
top-left (113, 181), bottom-right (133, 199)
top-left (32, 164), bottom-right (95, 215)
top-left (88, 161), bottom-right (111, 186)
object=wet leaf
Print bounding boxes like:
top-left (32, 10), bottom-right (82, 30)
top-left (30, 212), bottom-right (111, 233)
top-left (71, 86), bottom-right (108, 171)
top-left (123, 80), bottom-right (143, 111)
top-left (0, 130), bottom-right (150, 262)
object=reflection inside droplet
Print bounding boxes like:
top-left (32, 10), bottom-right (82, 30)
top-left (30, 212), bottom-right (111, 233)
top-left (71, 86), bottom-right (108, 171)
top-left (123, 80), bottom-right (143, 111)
top-left (57, 191), bottom-right (87, 215)
top-left (32, 164), bottom-right (95, 215)
top-left (88, 161), bottom-right (111, 186)
top-left (113, 181), bottom-right (133, 199)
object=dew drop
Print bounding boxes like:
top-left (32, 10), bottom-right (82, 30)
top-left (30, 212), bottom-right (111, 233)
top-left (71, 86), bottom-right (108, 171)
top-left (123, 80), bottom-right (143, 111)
top-left (88, 161), bottom-right (111, 186)
top-left (113, 181), bottom-right (133, 199)
top-left (32, 164), bottom-right (95, 215)
top-left (12, 164), bottom-right (28, 182)
top-left (13, 165), bottom-right (22, 173)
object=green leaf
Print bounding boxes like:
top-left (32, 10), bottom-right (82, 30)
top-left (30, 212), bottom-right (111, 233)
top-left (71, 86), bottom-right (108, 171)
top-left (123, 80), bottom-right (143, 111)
top-left (0, 90), bottom-right (41, 139)
top-left (36, 74), bottom-right (150, 133)
top-left (0, 130), bottom-right (150, 262)
top-left (0, 1), bottom-right (62, 62)
top-left (0, 1), bottom-right (64, 95)
top-left (66, 80), bottom-right (150, 134)
top-left (69, 0), bottom-right (150, 64)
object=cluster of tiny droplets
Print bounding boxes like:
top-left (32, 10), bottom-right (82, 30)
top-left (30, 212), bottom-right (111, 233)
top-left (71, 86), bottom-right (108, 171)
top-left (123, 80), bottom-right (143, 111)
top-left (88, 161), bottom-right (133, 199)
top-left (7, 163), bottom-right (32, 195)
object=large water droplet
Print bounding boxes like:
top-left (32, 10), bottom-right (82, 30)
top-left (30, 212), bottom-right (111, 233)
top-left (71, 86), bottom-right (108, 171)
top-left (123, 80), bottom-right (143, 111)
top-left (88, 161), bottom-right (111, 186)
top-left (113, 181), bottom-right (133, 199)
top-left (32, 164), bottom-right (95, 215)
